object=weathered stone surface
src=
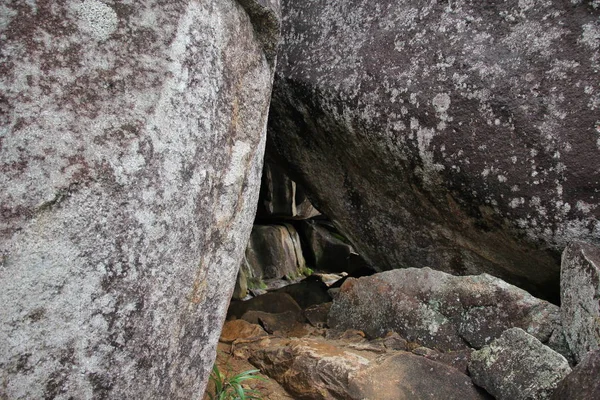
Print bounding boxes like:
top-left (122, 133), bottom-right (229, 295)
top-left (0, 1), bottom-right (279, 398)
top-left (551, 349), bottom-right (600, 400)
top-left (469, 328), bottom-right (571, 400)
top-left (560, 241), bottom-right (600, 363)
top-left (328, 268), bottom-right (560, 350)
top-left (256, 162), bottom-right (320, 219)
top-left (248, 337), bottom-right (489, 400)
top-left (245, 224), bottom-right (306, 280)
top-left (268, 0), bottom-right (600, 300)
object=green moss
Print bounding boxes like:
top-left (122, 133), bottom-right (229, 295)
top-left (247, 277), bottom-right (267, 290)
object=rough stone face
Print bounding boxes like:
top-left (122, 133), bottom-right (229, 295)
top-left (560, 241), bottom-right (600, 363)
top-left (248, 337), bottom-right (489, 400)
top-left (469, 328), bottom-right (571, 400)
top-left (244, 224), bottom-right (306, 280)
top-left (551, 349), bottom-right (600, 400)
top-left (328, 268), bottom-right (560, 350)
top-left (268, 0), bottom-right (600, 300)
top-left (0, 0), bottom-right (279, 398)
top-left (256, 162), bottom-right (320, 220)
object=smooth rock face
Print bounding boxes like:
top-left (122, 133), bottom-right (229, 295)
top-left (469, 328), bottom-right (571, 400)
top-left (248, 337), bottom-right (489, 400)
top-left (328, 268), bottom-right (560, 350)
top-left (245, 224), bottom-right (306, 280)
top-left (551, 349), bottom-right (600, 400)
top-left (268, 0), bottom-right (600, 299)
top-left (0, 1), bottom-right (279, 398)
top-left (560, 241), bottom-right (600, 363)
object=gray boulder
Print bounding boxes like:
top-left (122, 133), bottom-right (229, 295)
top-left (267, 0), bottom-right (600, 300)
top-left (328, 268), bottom-right (560, 350)
top-left (469, 328), bottom-right (571, 400)
top-left (560, 241), bottom-right (600, 363)
top-left (0, 0), bottom-right (279, 398)
top-left (244, 224), bottom-right (306, 281)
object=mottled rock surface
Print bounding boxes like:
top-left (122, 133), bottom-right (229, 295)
top-left (328, 268), bottom-right (560, 350)
top-left (268, 0), bottom-right (600, 300)
top-left (244, 224), bottom-right (306, 280)
top-left (469, 328), bottom-right (571, 400)
top-left (0, 0), bottom-right (279, 398)
top-left (551, 349), bottom-right (600, 400)
top-left (560, 241), bottom-right (600, 363)
top-left (248, 337), bottom-right (489, 400)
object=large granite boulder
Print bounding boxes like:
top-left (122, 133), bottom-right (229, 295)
top-left (328, 268), bottom-right (560, 350)
top-left (469, 328), bottom-right (571, 400)
top-left (0, 0), bottom-right (279, 398)
top-left (268, 0), bottom-right (600, 300)
top-left (248, 337), bottom-right (489, 400)
top-left (560, 241), bottom-right (600, 363)
top-left (551, 349), bottom-right (600, 400)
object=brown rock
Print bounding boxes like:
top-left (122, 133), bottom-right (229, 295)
top-left (551, 349), bottom-right (600, 400)
top-left (248, 337), bottom-right (489, 399)
top-left (220, 320), bottom-right (268, 344)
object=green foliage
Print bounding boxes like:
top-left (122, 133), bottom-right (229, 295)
top-left (300, 267), bottom-right (314, 276)
top-left (207, 364), bottom-right (266, 400)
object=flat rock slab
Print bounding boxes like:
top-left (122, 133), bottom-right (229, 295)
top-left (560, 241), bottom-right (600, 363)
top-left (248, 337), bottom-right (489, 400)
top-left (328, 268), bottom-right (560, 350)
top-left (469, 328), bottom-right (571, 400)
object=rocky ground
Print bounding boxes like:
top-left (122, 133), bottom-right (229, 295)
top-left (208, 241), bottom-right (600, 399)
